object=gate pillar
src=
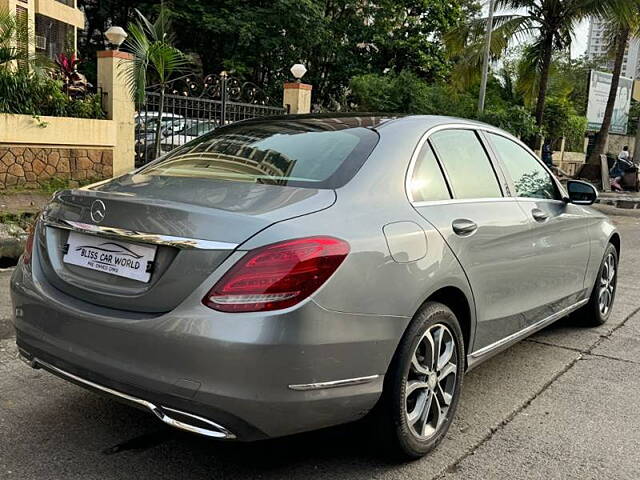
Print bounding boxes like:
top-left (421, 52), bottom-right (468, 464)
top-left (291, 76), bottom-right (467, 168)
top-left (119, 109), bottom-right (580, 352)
top-left (283, 82), bottom-right (312, 114)
top-left (97, 50), bottom-right (136, 175)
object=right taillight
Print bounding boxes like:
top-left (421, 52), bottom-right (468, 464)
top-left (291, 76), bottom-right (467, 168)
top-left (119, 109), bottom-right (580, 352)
top-left (22, 219), bottom-right (37, 265)
top-left (203, 236), bottom-right (350, 313)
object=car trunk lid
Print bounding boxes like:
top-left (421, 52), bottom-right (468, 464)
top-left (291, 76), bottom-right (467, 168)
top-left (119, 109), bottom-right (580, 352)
top-left (37, 174), bottom-right (335, 313)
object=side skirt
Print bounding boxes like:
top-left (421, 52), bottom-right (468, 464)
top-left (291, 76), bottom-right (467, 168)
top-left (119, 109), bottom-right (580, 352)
top-left (466, 298), bottom-right (589, 371)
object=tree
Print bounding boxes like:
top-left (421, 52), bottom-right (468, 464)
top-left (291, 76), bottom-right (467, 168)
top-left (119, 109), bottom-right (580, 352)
top-left (447, 0), bottom-right (635, 136)
top-left (349, 70), bottom-right (540, 139)
top-left (587, 6), bottom-right (640, 166)
top-left (79, 0), bottom-right (475, 107)
top-left (122, 8), bottom-right (189, 158)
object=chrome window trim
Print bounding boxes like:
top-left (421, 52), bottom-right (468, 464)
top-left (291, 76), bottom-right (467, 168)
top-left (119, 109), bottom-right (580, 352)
top-left (42, 216), bottom-right (238, 251)
top-left (411, 197), bottom-right (520, 208)
top-left (466, 298), bottom-right (589, 369)
top-left (288, 374), bottom-right (380, 391)
top-left (482, 130), bottom-right (568, 201)
top-left (405, 123), bottom-right (512, 205)
top-left (405, 122), bottom-right (568, 205)
top-left (18, 352), bottom-right (236, 439)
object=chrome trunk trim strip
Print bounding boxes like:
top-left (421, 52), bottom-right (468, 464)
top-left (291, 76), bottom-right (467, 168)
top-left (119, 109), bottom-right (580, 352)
top-left (19, 353), bottom-right (236, 439)
top-left (288, 374), bottom-right (380, 391)
top-left (42, 217), bottom-right (238, 251)
top-left (467, 298), bottom-right (589, 369)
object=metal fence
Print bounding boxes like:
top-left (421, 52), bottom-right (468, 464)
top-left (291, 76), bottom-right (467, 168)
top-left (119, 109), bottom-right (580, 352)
top-left (135, 73), bottom-right (286, 166)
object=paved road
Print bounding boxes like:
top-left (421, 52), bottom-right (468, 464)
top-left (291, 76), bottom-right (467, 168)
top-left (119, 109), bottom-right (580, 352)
top-left (1, 205), bottom-right (639, 479)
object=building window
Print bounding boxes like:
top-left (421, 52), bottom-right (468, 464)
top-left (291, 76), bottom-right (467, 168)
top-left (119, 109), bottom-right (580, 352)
top-left (15, 6), bottom-right (28, 68)
top-left (35, 14), bottom-right (74, 59)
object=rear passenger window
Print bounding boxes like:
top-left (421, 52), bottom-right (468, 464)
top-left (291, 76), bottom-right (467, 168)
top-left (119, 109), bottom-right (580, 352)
top-left (488, 133), bottom-right (559, 200)
top-left (430, 129), bottom-right (502, 199)
top-left (409, 143), bottom-right (451, 202)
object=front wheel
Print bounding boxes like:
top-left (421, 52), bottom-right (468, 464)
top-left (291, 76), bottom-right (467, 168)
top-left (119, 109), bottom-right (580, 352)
top-left (575, 243), bottom-right (618, 327)
top-left (375, 301), bottom-right (465, 459)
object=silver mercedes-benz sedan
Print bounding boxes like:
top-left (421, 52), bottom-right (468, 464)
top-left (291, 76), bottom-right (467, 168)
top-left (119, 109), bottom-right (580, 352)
top-left (11, 114), bottom-right (618, 459)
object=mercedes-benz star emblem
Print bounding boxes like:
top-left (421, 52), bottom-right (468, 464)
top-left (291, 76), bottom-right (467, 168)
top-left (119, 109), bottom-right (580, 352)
top-left (90, 200), bottom-right (106, 223)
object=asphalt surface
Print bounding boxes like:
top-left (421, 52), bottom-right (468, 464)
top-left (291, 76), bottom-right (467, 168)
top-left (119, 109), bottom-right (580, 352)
top-left (1, 204), bottom-right (639, 479)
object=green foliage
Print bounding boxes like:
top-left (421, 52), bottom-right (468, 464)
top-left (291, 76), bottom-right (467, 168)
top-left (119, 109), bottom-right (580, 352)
top-left (79, 0), bottom-right (476, 107)
top-left (540, 97), bottom-right (587, 151)
top-left (349, 70), bottom-right (539, 139)
top-left (565, 115), bottom-right (588, 152)
top-left (350, 71), bottom-right (476, 117)
top-left (479, 106), bottom-right (540, 140)
top-left (447, 0), bottom-right (640, 128)
top-left (0, 69), bottom-right (105, 119)
top-left (0, 7), bottom-right (30, 68)
top-left (122, 8), bottom-right (190, 105)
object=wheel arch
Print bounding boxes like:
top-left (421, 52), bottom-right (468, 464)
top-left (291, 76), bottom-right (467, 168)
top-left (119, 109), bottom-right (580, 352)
top-left (427, 286), bottom-right (473, 366)
top-left (609, 232), bottom-right (621, 258)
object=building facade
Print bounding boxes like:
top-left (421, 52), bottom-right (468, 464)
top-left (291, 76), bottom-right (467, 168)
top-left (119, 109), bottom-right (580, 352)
top-left (0, 0), bottom-right (84, 59)
top-left (586, 17), bottom-right (640, 79)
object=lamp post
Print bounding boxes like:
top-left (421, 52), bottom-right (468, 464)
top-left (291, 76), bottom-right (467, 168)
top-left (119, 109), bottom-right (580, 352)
top-left (104, 26), bottom-right (128, 50)
top-left (290, 63), bottom-right (307, 83)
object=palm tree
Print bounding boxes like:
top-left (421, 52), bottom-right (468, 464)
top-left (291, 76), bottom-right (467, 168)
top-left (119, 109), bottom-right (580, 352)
top-left (587, 7), bottom-right (640, 167)
top-left (0, 7), bottom-right (49, 73)
top-left (122, 8), bottom-right (189, 159)
top-left (447, 0), bottom-right (636, 137)
top-left (0, 8), bottom-right (28, 69)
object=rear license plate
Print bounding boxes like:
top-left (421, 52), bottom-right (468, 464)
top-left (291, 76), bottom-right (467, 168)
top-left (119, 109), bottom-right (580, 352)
top-left (63, 231), bottom-right (157, 283)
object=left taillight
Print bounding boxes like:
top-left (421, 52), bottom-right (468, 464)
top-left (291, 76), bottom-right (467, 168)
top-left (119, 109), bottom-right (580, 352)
top-left (203, 236), bottom-right (350, 313)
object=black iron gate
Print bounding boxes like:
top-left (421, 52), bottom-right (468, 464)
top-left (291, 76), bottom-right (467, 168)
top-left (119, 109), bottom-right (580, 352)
top-left (135, 73), bottom-right (286, 166)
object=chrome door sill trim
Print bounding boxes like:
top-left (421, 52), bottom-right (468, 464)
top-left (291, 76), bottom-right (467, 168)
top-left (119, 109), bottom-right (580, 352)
top-left (42, 216), bottom-right (238, 251)
top-left (467, 299), bottom-right (589, 369)
top-left (19, 352), bottom-right (236, 439)
top-left (289, 374), bottom-right (380, 391)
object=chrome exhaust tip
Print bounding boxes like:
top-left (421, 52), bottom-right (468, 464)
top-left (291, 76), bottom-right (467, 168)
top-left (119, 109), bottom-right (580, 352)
top-left (18, 352), bottom-right (235, 439)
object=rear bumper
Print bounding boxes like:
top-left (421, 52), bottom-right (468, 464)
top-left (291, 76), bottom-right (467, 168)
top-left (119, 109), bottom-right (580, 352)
top-left (10, 261), bottom-right (408, 440)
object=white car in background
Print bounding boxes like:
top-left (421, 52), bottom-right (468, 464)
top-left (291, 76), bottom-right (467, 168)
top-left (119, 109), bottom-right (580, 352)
top-left (160, 120), bottom-right (217, 154)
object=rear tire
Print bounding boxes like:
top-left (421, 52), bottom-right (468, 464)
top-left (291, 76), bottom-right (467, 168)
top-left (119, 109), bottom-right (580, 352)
top-left (374, 301), bottom-right (465, 460)
top-left (574, 243), bottom-right (618, 327)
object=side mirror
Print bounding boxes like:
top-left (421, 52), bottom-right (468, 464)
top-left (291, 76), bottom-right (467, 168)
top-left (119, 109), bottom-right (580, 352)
top-left (566, 180), bottom-right (598, 205)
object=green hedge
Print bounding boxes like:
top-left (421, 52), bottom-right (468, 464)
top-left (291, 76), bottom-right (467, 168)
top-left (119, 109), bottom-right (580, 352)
top-left (349, 71), bottom-right (540, 140)
top-left (0, 70), bottom-right (105, 119)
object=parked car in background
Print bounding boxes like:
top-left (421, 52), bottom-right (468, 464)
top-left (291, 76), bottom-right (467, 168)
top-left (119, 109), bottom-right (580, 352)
top-left (12, 114), bottom-right (618, 460)
top-left (135, 113), bottom-right (186, 165)
top-left (160, 120), bottom-right (217, 154)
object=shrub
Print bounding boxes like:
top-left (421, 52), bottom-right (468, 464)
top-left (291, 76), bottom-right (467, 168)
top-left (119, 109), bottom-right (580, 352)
top-left (479, 106), bottom-right (541, 140)
top-left (0, 69), bottom-right (105, 119)
top-left (349, 71), bottom-right (539, 139)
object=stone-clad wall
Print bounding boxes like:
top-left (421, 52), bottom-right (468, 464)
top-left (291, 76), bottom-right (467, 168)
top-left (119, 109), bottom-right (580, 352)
top-left (0, 146), bottom-right (113, 189)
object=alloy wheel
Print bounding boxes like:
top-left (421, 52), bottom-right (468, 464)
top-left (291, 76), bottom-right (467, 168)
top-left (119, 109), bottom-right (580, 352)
top-left (404, 323), bottom-right (457, 440)
top-left (598, 252), bottom-right (616, 317)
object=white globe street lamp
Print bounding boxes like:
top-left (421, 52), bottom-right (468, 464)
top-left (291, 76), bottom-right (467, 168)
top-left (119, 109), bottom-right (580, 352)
top-left (104, 26), bottom-right (128, 50)
top-left (290, 63), bottom-right (307, 82)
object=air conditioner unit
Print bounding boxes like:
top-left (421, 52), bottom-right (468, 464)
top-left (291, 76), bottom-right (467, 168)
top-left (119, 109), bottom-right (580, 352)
top-left (35, 35), bottom-right (46, 50)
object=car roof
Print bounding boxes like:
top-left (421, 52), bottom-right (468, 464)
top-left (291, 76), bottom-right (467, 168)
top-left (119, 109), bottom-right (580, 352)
top-left (229, 112), bottom-right (494, 133)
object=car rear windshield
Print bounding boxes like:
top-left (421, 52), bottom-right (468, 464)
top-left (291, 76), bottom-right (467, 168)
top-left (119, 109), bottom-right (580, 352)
top-left (138, 118), bottom-right (380, 189)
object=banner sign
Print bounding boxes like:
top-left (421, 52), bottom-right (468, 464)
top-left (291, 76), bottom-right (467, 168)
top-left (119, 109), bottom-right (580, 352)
top-left (586, 70), bottom-right (633, 135)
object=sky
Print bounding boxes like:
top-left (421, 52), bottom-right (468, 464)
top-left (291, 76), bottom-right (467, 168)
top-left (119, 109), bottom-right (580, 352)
top-left (571, 20), bottom-right (590, 58)
top-left (482, 2), bottom-right (591, 59)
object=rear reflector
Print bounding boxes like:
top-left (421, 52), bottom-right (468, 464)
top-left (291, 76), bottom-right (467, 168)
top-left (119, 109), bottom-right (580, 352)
top-left (203, 236), bottom-right (349, 312)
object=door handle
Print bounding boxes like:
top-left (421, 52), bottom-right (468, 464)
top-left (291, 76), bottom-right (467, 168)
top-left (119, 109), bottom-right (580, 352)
top-left (531, 208), bottom-right (549, 222)
top-left (452, 219), bottom-right (478, 236)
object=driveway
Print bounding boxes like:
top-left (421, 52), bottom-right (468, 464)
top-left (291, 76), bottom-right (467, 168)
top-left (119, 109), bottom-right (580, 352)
top-left (1, 204), bottom-right (639, 479)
